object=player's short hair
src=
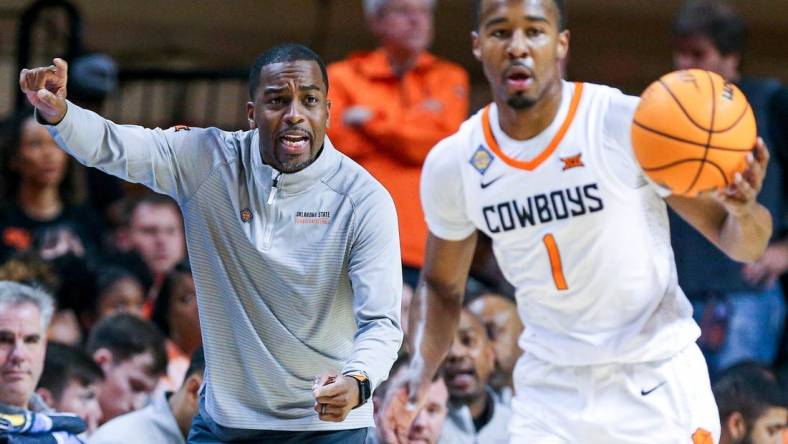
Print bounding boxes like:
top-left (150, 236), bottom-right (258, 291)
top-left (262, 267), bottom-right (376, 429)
top-left (37, 342), bottom-right (104, 401)
top-left (474, 0), bottom-right (566, 31)
top-left (0, 281), bottom-right (54, 332)
top-left (86, 313), bottom-right (168, 376)
top-left (362, 0), bottom-right (436, 18)
top-left (248, 43), bottom-right (328, 100)
top-left (672, 0), bottom-right (746, 56)
top-left (713, 361), bottom-right (788, 426)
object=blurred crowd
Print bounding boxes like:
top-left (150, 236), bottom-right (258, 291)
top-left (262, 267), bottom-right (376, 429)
top-left (1, 0), bottom-right (787, 443)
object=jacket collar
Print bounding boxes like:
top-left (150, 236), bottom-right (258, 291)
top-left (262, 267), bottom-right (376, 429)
top-left (251, 131), bottom-right (341, 195)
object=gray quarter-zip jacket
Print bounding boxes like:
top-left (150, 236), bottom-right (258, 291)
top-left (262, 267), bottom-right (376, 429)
top-left (46, 102), bottom-right (403, 431)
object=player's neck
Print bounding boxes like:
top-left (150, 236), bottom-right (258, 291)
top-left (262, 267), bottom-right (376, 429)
top-left (496, 80), bottom-right (563, 141)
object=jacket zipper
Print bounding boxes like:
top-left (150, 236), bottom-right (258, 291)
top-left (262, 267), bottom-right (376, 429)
top-left (263, 172), bottom-right (281, 250)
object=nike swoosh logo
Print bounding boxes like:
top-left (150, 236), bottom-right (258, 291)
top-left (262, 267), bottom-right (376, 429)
top-left (640, 381), bottom-right (667, 396)
top-left (480, 176), bottom-right (503, 189)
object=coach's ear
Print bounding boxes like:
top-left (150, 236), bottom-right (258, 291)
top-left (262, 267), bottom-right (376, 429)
top-left (246, 102), bottom-right (256, 130)
top-left (725, 411), bottom-right (746, 440)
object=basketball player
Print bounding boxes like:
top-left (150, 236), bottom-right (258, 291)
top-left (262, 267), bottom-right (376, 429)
top-left (381, 0), bottom-right (771, 443)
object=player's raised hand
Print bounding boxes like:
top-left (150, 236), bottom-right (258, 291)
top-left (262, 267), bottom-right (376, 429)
top-left (19, 58), bottom-right (69, 124)
top-left (713, 137), bottom-right (769, 217)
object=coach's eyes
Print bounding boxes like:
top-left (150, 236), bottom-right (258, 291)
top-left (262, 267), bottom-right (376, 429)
top-left (267, 97), bottom-right (286, 105)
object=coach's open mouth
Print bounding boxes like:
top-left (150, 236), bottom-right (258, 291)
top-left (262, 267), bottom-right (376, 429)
top-left (277, 130), bottom-right (311, 155)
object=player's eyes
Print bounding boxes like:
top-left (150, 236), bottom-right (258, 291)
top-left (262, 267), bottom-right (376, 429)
top-left (526, 28), bottom-right (544, 38)
top-left (490, 29), bottom-right (509, 39)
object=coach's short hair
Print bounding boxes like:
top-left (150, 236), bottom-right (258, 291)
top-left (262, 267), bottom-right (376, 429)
top-left (248, 43), bottom-right (328, 100)
top-left (713, 361), bottom-right (788, 426)
top-left (86, 313), bottom-right (168, 376)
top-left (673, 0), bottom-right (747, 56)
top-left (0, 281), bottom-right (54, 331)
top-left (38, 342), bottom-right (104, 401)
top-left (363, 0), bottom-right (436, 18)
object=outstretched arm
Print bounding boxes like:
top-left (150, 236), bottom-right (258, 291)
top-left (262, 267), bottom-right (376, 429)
top-left (667, 138), bottom-right (772, 262)
top-left (19, 58), bottom-right (224, 203)
top-left (381, 231), bottom-right (477, 443)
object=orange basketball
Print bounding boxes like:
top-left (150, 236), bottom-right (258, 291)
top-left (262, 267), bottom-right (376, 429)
top-left (631, 69), bottom-right (756, 196)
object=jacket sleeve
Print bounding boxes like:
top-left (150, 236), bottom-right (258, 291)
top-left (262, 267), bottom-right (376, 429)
top-left (342, 185), bottom-right (403, 391)
top-left (359, 66), bottom-right (469, 166)
top-left (45, 101), bottom-right (229, 204)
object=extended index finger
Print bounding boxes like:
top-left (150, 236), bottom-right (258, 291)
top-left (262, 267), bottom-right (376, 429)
top-left (19, 64), bottom-right (55, 92)
top-left (52, 58), bottom-right (69, 83)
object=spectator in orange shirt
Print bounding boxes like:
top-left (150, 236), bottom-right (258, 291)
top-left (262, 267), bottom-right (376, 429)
top-left (327, 0), bottom-right (469, 288)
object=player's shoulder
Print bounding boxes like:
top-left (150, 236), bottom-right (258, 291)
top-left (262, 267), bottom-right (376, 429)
top-left (426, 109), bottom-right (482, 165)
top-left (578, 81), bottom-right (640, 126)
top-left (579, 81), bottom-right (638, 103)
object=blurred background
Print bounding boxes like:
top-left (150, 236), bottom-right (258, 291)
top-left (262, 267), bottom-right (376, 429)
top-left (1, 0), bottom-right (787, 129)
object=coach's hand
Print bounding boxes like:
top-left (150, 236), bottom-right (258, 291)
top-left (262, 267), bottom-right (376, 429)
top-left (313, 373), bottom-right (360, 422)
top-left (19, 58), bottom-right (69, 124)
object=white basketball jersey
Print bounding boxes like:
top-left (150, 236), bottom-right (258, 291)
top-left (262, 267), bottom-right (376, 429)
top-left (421, 81), bottom-right (700, 365)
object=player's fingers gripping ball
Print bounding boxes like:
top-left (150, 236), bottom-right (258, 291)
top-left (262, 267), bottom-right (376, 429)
top-left (631, 69), bottom-right (756, 196)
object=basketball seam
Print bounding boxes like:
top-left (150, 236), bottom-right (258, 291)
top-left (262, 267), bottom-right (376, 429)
top-left (643, 157), bottom-right (729, 186)
top-left (658, 79), bottom-right (711, 133)
top-left (632, 121), bottom-right (752, 152)
top-left (714, 102), bottom-right (752, 133)
top-left (684, 71), bottom-right (717, 194)
top-left (643, 158), bottom-right (710, 171)
top-left (657, 78), bottom-right (747, 134)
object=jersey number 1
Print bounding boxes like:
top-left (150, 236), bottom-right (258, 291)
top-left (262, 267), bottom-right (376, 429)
top-left (543, 234), bottom-right (569, 291)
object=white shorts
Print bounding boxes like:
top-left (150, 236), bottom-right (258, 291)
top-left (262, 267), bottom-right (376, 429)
top-left (509, 343), bottom-right (720, 444)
